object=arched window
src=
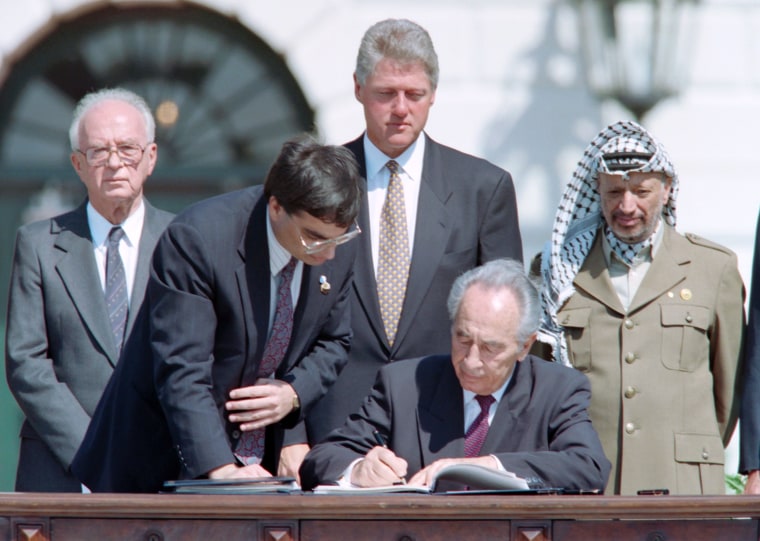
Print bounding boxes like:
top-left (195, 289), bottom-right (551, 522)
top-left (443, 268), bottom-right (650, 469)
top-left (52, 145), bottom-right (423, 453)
top-left (0, 3), bottom-right (315, 216)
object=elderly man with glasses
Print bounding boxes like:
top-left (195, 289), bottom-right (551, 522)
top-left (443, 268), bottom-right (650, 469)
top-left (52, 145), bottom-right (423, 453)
top-left (73, 134), bottom-right (363, 492)
top-left (5, 87), bottom-right (174, 492)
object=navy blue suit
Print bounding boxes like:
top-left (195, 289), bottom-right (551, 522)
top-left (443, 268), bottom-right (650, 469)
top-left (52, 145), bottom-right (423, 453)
top-left (740, 209), bottom-right (760, 474)
top-left (73, 186), bottom-right (356, 492)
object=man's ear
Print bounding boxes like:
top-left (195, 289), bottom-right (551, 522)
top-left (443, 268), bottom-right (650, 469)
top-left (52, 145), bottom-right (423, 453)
top-left (353, 73), bottom-right (362, 102)
top-left (268, 196), bottom-right (285, 219)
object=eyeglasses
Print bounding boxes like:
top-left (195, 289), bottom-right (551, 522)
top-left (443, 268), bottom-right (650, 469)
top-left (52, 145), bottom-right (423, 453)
top-left (77, 143), bottom-right (149, 167)
top-left (294, 217), bottom-right (362, 255)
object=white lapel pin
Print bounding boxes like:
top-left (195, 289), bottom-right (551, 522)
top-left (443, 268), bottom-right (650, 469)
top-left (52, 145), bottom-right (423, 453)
top-left (319, 275), bottom-right (331, 295)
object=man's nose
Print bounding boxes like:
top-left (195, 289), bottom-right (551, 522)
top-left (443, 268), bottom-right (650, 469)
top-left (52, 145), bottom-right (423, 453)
top-left (105, 148), bottom-right (124, 169)
top-left (618, 191), bottom-right (637, 212)
top-left (463, 344), bottom-right (481, 367)
top-left (391, 93), bottom-right (409, 115)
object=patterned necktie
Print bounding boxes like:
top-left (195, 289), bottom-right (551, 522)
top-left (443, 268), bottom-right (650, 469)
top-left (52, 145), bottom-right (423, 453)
top-left (235, 256), bottom-right (297, 465)
top-left (377, 160), bottom-right (410, 347)
top-left (105, 227), bottom-right (128, 354)
top-left (464, 395), bottom-right (495, 457)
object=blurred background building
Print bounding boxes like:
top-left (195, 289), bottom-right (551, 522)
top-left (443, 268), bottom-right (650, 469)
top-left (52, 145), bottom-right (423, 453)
top-left (0, 0), bottom-right (757, 491)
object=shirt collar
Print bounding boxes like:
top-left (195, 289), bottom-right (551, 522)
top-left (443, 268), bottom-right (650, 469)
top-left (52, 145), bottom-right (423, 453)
top-left (363, 132), bottom-right (426, 184)
top-left (462, 369), bottom-right (513, 406)
top-left (87, 199), bottom-right (145, 248)
top-left (266, 210), bottom-right (296, 276)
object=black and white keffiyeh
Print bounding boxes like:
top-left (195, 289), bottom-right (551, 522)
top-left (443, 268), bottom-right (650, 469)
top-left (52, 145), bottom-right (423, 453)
top-left (537, 120), bottom-right (679, 365)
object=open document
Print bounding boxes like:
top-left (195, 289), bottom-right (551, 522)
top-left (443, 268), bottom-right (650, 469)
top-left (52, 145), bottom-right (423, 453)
top-left (312, 463), bottom-right (529, 494)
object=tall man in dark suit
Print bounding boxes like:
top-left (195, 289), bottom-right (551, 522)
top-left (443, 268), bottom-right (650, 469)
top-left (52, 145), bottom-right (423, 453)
top-left (5, 88), bottom-right (174, 492)
top-left (72, 135), bottom-right (362, 492)
top-left (740, 208), bottom-right (760, 494)
top-left (303, 18), bottom-right (524, 448)
top-left (300, 259), bottom-right (609, 491)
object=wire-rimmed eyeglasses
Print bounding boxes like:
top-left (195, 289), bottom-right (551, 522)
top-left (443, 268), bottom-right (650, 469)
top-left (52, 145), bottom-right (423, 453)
top-left (295, 219), bottom-right (362, 255)
top-left (77, 143), bottom-right (149, 167)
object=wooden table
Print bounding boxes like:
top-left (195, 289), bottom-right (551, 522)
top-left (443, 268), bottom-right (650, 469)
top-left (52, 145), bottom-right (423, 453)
top-left (2, 492), bottom-right (759, 540)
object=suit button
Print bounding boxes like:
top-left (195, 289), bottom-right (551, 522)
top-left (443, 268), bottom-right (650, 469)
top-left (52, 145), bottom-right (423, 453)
top-left (685, 314), bottom-right (693, 323)
top-left (232, 430), bottom-right (241, 439)
top-left (624, 352), bottom-right (637, 364)
top-left (624, 386), bottom-right (637, 399)
top-left (702, 448), bottom-right (709, 460)
top-left (624, 319), bottom-right (634, 330)
top-left (625, 422), bottom-right (636, 434)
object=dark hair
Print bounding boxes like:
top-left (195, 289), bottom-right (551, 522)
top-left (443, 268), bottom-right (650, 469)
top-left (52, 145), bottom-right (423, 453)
top-left (264, 134), bottom-right (362, 227)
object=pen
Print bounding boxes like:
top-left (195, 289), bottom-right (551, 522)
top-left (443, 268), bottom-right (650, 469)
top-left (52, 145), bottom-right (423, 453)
top-left (372, 430), bottom-right (406, 485)
top-left (373, 430), bottom-right (389, 448)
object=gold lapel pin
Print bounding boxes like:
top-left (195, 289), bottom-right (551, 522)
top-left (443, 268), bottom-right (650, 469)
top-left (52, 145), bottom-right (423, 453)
top-left (319, 275), bottom-right (331, 295)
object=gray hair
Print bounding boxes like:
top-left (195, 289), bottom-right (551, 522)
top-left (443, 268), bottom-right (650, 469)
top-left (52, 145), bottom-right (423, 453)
top-left (69, 87), bottom-right (155, 151)
top-left (355, 18), bottom-right (439, 89)
top-left (447, 259), bottom-right (540, 344)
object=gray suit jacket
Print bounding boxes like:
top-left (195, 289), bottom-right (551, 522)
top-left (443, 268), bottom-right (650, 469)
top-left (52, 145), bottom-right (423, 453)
top-left (5, 199), bottom-right (173, 491)
top-left (300, 355), bottom-right (610, 491)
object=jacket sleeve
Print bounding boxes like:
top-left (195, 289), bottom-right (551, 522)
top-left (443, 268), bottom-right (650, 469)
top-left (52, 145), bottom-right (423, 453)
top-left (495, 369), bottom-right (611, 491)
top-left (709, 251), bottom-right (746, 445)
top-left (5, 226), bottom-right (91, 469)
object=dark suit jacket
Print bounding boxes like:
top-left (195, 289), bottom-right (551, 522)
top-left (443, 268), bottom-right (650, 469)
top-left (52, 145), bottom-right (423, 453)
top-left (72, 185), bottom-right (357, 492)
top-left (304, 134), bottom-right (523, 444)
top-left (740, 209), bottom-right (760, 474)
top-left (5, 200), bottom-right (173, 492)
top-left (300, 354), bottom-right (610, 491)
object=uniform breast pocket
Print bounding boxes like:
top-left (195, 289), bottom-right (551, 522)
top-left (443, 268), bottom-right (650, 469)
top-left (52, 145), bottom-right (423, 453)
top-left (660, 304), bottom-right (711, 372)
top-left (558, 307), bottom-right (592, 371)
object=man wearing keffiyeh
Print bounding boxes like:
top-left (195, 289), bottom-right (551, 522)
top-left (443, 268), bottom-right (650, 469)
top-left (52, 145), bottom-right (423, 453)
top-left (534, 120), bottom-right (745, 495)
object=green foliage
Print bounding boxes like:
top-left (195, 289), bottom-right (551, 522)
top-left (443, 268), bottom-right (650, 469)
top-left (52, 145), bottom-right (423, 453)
top-left (725, 473), bottom-right (747, 494)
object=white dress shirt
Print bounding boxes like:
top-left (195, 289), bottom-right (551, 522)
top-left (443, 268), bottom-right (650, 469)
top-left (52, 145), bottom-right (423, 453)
top-left (363, 133), bottom-right (425, 274)
top-left (88, 200), bottom-right (145, 301)
top-left (265, 214), bottom-right (304, 338)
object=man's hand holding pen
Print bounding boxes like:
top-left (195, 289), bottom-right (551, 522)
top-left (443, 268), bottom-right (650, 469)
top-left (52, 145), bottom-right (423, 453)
top-left (350, 430), bottom-right (409, 487)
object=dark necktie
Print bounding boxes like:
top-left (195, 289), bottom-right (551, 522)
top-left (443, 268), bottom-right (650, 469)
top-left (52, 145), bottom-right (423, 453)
top-left (235, 257), bottom-right (297, 464)
top-left (377, 160), bottom-right (410, 347)
top-left (464, 395), bottom-right (495, 457)
top-left (105, 227), bottom-right (128, 353)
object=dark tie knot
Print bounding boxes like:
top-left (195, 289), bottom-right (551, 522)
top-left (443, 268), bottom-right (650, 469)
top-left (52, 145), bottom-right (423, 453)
top-left (386, 160), bottom-right (400, 176)
top-left (475, 394), bottom-right (495, 414)
top-left (108, 226), bottom-right (125, 247)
